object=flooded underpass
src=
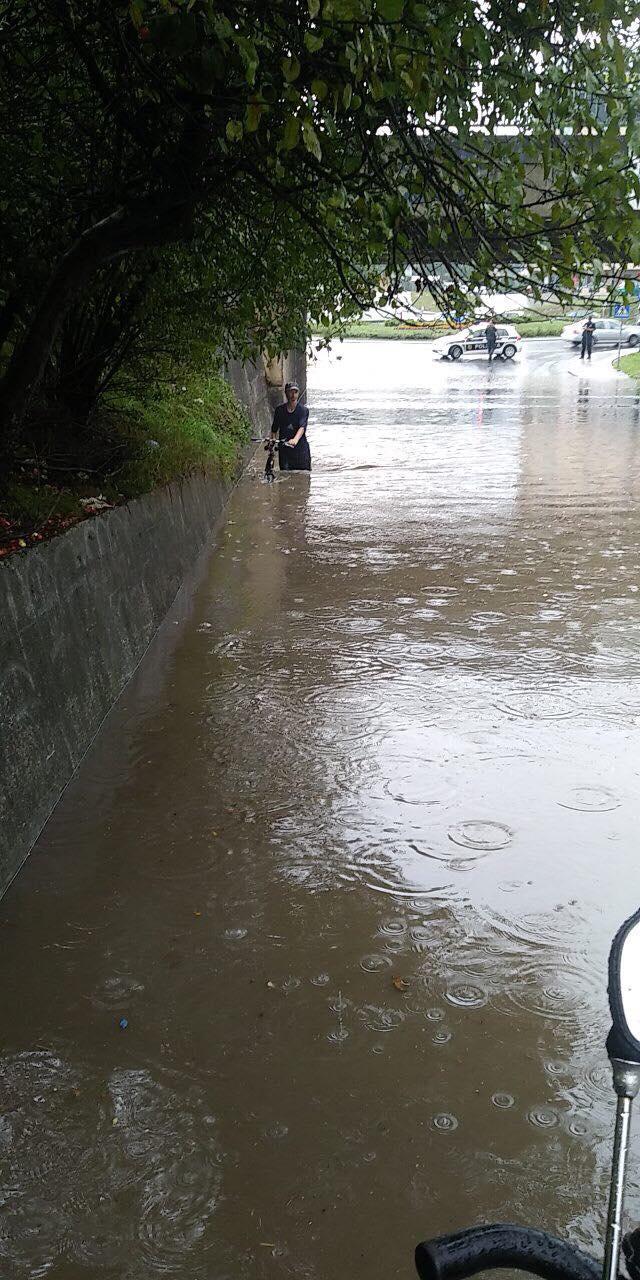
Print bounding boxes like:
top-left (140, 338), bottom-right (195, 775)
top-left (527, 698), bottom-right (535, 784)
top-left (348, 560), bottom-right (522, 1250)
top-left (3, 340), bottom-right (640, 1279)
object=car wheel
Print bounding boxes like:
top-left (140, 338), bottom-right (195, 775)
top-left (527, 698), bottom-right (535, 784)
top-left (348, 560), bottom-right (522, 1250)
top-left (628, 334), bottom-right (639, 348)
top-left (449, 345), bottom-right (463, 361)
top-left (502, 344), bottom-right (516, 360)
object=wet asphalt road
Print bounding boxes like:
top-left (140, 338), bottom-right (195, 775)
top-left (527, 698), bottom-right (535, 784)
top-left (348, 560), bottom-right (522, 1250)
top-left (1, 339), bottom-right (640, 1280)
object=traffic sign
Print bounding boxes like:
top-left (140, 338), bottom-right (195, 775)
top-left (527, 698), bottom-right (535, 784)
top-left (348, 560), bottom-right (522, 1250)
top-left (613, 303), bottom-right (631, 318)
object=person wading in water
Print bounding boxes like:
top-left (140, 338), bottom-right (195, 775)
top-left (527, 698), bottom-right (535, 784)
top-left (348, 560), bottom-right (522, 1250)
top-left (271, 381), bottom-right (311, 471)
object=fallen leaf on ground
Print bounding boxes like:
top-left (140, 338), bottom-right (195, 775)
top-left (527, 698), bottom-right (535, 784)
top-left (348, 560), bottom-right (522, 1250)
top-left (392, 976), bottom-right (410, 991)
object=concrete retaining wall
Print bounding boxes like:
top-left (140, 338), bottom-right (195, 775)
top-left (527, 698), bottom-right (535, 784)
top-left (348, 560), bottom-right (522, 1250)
top-left (225, 350), bottom-right (305, 430)
top-left (0, 351), bottom-right (304, 896)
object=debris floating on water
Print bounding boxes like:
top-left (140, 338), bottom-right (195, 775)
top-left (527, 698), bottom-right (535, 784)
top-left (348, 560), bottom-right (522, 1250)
top-left (392, 976), bottom-right (410, 991)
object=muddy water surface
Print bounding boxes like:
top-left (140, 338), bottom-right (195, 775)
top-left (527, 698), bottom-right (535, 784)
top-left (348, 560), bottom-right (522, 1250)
top-left (2, 342), bottom-right (640, 1279)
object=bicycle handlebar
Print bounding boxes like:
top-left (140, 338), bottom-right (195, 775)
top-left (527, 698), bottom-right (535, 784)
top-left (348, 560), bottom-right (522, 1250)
top-left (415, 1225), bottom-right (602, 1280)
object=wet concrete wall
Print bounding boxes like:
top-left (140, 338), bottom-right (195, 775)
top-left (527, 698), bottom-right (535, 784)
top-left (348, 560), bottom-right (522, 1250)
top-left (0, 351), bottom-right (304, 896)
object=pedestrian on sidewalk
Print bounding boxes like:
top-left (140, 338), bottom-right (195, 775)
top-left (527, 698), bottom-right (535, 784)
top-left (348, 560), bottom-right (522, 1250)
top-left (580, 315), bottom-right (596, 361)
top-left (485, 317), bottom-right (497, 361)
top-left (271, 381), bottom-right (311, 471)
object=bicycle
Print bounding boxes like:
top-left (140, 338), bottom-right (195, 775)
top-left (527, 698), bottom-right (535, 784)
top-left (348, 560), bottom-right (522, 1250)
top-left (416, 908), bottom-right (640, 1280)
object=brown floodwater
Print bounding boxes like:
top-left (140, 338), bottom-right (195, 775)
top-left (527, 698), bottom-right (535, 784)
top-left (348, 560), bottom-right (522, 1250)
top-left (2, 340), bottom-right (640, 1279)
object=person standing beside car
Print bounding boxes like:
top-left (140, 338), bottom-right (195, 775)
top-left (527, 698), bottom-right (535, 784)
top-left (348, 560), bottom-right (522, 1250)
top-left (485, 318), bottom-right (497, 361)
top-left (580, 315), bottom-right (596, 361)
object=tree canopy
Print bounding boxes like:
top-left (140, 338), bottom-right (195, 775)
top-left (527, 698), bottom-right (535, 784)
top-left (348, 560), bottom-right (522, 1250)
top-left (0, 0), bottom-right (639, 440)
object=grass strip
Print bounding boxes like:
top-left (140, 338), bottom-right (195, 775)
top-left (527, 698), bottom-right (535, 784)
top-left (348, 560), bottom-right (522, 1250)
top-left (312, 319), bottom-right (565, 341)
top-left (617, 352), bottom-right (640, 380)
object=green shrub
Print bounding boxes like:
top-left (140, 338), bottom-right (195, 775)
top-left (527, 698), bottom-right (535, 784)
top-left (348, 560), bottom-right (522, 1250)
top-left (98, 348), bottom-right (252, 498)
top-left (0, 345), bottom-right (253, 550)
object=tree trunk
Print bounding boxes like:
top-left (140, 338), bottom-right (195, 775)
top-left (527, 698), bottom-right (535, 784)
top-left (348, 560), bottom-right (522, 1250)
top-left (0, 198), bottom-right (192, 448)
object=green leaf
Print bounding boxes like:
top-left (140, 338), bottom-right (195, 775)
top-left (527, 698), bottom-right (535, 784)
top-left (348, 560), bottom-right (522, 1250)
top-left (283, 115), bottom-right (301, 149)
top-left (304, 31), bottom-right (324, 51)
top-left (282, 56), bottom-right (301, 83)
top-left (302, 118), bottom-right (322, 161)
top-left (475, 29), bottom-right (491, 65)
top-left (213, 14), bottom-right (233, 37)
top-left (345, 41), bottom-right (358, 71)
top-left (312, 78), bottom-right (328, 100)
top-left (328, 185), bottom-right (347, 207)
top-left (613, 39), bottom-right (625, 81)
top-left (309, 0), bottom-right (321, 14)
top-left (226, 120), bottom-right (243, 142)
top-left (234, 36), bottom-right (259, 85)
top-left (376, 0), bottom-right (404, 19)
top-left (246, 101), bottom-right (266, 132)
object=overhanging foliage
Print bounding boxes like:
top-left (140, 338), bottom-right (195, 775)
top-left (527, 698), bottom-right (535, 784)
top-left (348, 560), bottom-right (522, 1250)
top-left (0, 0), bottom-right (638, 440)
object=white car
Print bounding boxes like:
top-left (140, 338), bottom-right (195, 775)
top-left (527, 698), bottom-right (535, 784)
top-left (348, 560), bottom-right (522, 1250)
top-left (562, 317), bottom-right (640, 348)
top-left (432, 324), bottom-right (522, 361)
